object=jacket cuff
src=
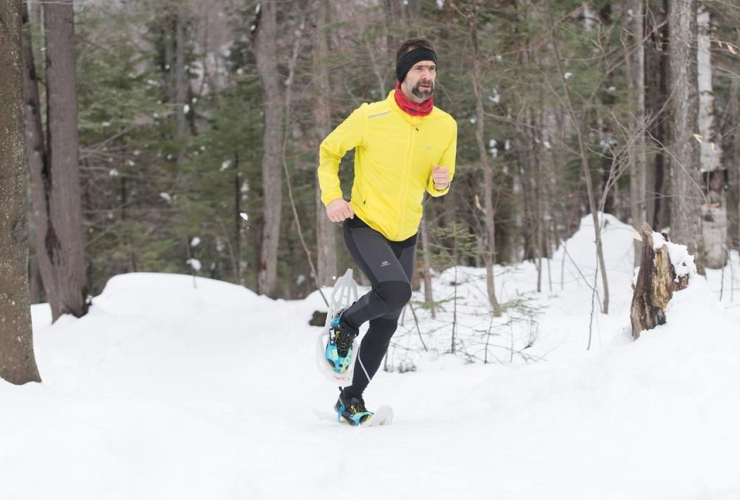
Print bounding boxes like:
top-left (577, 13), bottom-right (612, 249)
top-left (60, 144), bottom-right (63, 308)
top-left (321, 191), bottom-right (344, 207)
top-left (427, 179), bottom-right (450, 197)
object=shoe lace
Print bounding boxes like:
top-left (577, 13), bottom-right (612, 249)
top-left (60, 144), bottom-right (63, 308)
top-left (332, 312), bottom-right (357, 357)
top-left (349, 398), bottom-right (367, 414)
top-left (335, 329), bottom-right (355, 357)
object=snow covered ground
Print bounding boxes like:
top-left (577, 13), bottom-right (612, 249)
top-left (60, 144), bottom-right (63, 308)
top-left (2, 215), bottom-right (739, 500)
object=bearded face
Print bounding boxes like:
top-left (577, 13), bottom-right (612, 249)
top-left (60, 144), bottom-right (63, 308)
top-left (402, 61), bottom-right (436, 103)
top-left (410, 79), bottom-right (435, 101)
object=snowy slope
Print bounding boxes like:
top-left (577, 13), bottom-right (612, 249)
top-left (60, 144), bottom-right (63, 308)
top-left (1, 217), bottom-right (739, 500)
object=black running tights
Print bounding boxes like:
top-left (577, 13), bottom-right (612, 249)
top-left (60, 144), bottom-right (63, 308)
top-left (340, 216), bottom-right (417, 399)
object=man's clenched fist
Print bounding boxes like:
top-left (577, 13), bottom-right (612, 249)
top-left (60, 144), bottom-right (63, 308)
top-left (432, 165), bottom-right (450, 190)
top-left (326, 198), bottom-right (355, 223)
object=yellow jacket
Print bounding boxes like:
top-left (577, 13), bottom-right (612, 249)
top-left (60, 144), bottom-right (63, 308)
top-left (318, 90), bottom-right (457, 241)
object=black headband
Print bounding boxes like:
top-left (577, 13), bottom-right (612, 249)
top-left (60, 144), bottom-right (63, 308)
top-left (396, 48), bottom-right (437, 83)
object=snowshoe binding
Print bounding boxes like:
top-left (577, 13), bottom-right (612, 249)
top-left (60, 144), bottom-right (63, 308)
top-left (335, 394), bottom-right (373, 426)
top-left (325, 310), bottom-right (359, 373)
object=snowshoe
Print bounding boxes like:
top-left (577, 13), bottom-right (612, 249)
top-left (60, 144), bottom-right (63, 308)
top-left (325, 309), bottom-right (359, 373)
top-left (316, 269), bottom-right (361, 386)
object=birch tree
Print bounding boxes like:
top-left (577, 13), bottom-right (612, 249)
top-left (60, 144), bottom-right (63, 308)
top-left (697, 4), bottom-right (726, 268)
top-left (668, 0), bottom-right (704, 272)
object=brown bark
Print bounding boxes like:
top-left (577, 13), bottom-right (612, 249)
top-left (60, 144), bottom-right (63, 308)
top-left (313, 0), bottom-right (337, 288)
top-left (253, 0), bottom-right (284, 297)
top-left (420, 206), bottom-right (435, 318)
top-left (645, 0), bottom-right (669, 231)
top-left (630, 224), bottom-right (689, 339)
top-left (734, 80), bottom-right (740, 250)
top-left (21, 0), bottom-right (50, 304)
top-left (470, 4), bottom-right (502, 316)
top-left (0, 0), bottom-right (42, 384)
top-left (668, 0), bottom-right (704, 273)
top-left (35, 0), bottom-right (89, 321)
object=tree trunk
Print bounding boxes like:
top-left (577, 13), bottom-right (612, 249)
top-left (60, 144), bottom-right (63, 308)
top-left (174, 6), bottom-right (188, 167)
top-left (630, 224), bottom-right (690, 339)
top-left (646, 0), bottom-right (669, 231)
top-left (623, 0), bottom-right (647, 266)
top-left (21, 0), bottom-right (49, 305)
top-left (668, 0), bottom-right (704, 272)
top-left (234, 153), bottom-right (242, 284)
top-left (697, 5), bottom-right (726, 268)
top-left (41, 0), bottom-right (89, 321)
top-left (0, 0), bottom-right (42, 384)
top-left (313, 0), bottom-right (337, 288)
top-left (634, 0), bottom-right (647, 233)
top-left (420, 206), bottom-right (435, 318)
top-left (733, 80), bottom-right (740, 250)
top-left (470, 5), bottom-right (502, 316)
top-left (254, 0), bottom-right (284, 298)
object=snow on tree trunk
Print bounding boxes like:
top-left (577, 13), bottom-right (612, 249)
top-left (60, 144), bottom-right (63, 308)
top-left (630, 224), bottom-right (691, 340)
top-left (668, 0), bottom-right (704, 273)
top-left (697, 6), bottom-right (727, 269)
top-left (0, 0), bottom-right (42, 384)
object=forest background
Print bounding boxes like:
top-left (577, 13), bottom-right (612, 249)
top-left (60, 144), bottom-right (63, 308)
top-left (4, 0), bottom-right (740, 323)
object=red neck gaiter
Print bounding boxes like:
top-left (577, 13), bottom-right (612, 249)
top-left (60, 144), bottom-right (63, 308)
top-left (394, 82), bottom-right (433, 117)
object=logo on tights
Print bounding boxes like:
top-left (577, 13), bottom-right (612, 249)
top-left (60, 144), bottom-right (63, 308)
top-left (380, 261), bottom-right (391, 267)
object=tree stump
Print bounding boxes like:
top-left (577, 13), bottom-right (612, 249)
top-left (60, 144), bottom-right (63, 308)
top-left (630, 223), bottom-right (690, 340)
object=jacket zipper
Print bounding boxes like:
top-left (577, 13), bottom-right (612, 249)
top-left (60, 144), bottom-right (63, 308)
top-left (397, 123), bottom-right (415, 240)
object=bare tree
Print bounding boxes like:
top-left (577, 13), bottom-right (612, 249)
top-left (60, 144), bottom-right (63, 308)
top-left (0, 0), bottom-right (42, 384)
top-left (313, 0), bottom-right (337, 288)
top-left (22, 0), bottom-right (88, 322)
top-left (697, 4), bottom-right (726, 268)
top-left (459, 0), bottom-right (502, 316)
top-left (420, 206), bottom-right (435, 317)
top-left (645, 0), bottom-right (670, 231)
top-left (622, 0), bottom-right (648, 265)
top-left (542, 0), bottom-right (611, 313)
top-left (253, 0), bottom-right (284, 297)
top-left (668, 0), bottom-right (704, 272)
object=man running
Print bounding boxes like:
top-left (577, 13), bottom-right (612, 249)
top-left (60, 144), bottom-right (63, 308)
top-left (318, 38), bottom-right (457, 425)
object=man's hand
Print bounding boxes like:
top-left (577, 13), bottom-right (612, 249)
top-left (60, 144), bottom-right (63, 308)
top-left (432, 165), bottom-right (450, 190)
top-left (326, 198), bottom-right (355, 223)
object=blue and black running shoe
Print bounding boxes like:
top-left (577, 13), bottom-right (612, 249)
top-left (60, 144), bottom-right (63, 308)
top-left (325, 309), bottom-right (359, 373)
top-left (335, 394), bottom-right (373, 426)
